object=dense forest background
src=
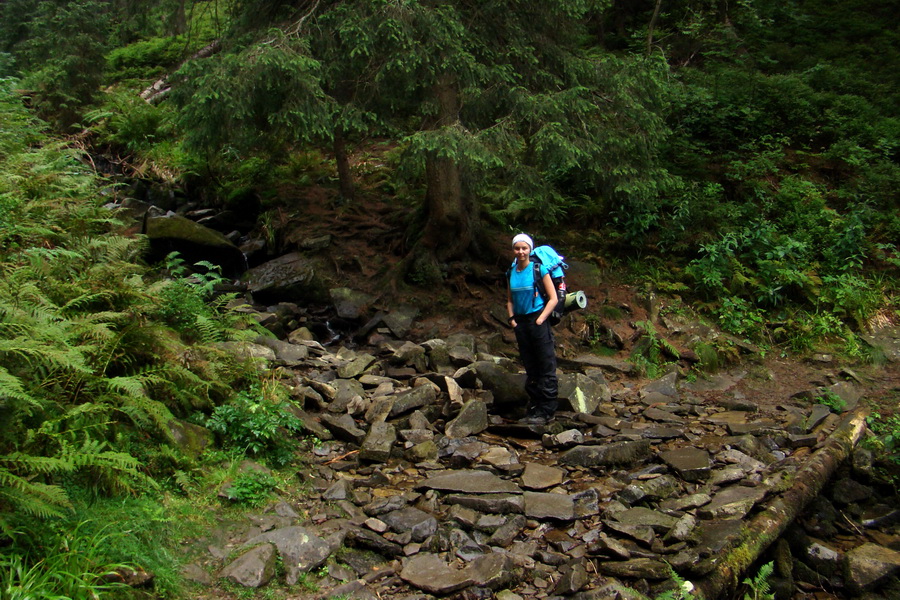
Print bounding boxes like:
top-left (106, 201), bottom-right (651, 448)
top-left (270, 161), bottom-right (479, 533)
top-left (0, 0), bottom-right (898, 598)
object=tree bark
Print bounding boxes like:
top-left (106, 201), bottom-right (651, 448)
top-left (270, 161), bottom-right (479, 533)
top-left (694, 408), bottom-right (869, 600)
top-left (333, 126), bottom-right (354, 202)
top-left (646, 0), bottom-right (663, 55)
top-left (419, 72), bottom-right (473, 262)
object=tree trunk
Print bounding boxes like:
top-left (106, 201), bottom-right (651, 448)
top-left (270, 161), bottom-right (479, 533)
top-left (694, 408), bottom-right (869, 600)
top-left (646, 0), bottom-right (663, 55)
top-left (169, 0), bottom-right (187, 35)
top-left (418, 72), bottom-right (474, 262)
top-left (333, 126), bottom-right (354, 202)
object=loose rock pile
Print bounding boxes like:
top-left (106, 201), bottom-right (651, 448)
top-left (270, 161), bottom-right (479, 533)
top-left (173, 303), bottom-right (900, 600)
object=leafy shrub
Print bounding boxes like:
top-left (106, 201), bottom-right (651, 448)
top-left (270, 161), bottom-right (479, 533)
top-left (84, 88), bottom-right (176, 155)
top-left (206, 384), bottom-right (304, 467)
top-left (155, 252), bottom-right (263, 343)
top-left (222, 470), bottom-right (278, 506)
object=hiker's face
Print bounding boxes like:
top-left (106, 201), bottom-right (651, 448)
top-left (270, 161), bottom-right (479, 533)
top-left (513, 242), bottom-right (531, 262)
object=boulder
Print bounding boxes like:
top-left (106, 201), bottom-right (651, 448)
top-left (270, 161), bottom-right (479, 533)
top-left (243, 252), bottom-right (329, 304)
top-left (144, 212), bottom-right (246, 277)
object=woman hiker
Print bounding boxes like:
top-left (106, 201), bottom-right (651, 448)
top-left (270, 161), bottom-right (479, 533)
top-left (506, 233), bottom-right (559, 425)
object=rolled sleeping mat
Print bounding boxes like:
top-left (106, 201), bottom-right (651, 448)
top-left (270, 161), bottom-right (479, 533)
top-left (564, 290), bottom-right (588, 312)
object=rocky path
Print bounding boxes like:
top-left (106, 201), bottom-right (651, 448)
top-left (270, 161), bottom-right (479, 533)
top-left (172, 311), bottom-right (900, 600)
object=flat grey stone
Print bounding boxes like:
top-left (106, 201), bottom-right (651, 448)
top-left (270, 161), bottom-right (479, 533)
top-left (698, 485), bottom-right (768, 519)
top-left (521, 463), bottom-right (565, 490)
top-left (559, 441), bottom-right (652, 468)
top-left (524, 491), bottom-right (576, 521)
top-left (844, 543), bottom-right (900, 594)
top-left (418, 470), bottom-right (522, 494)
top-left (659, 447), bottom-right (711, 481)
top-left (445, 399), bottom-right (489, 439)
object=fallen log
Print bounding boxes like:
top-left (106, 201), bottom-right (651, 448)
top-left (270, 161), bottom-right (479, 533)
top-left (694, 407), bottom-right (869, 600)
top-left (140, 40), bottom-right (221, 104)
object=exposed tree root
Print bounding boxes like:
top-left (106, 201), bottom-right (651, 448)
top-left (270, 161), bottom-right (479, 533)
top-left (694, 407), bottom-right (870, 600)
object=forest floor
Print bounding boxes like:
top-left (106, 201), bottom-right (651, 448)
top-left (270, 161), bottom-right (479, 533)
top-left (177, 173), bottom-right (900, 600)
top-left (266, 185), bottom-right (900, 424)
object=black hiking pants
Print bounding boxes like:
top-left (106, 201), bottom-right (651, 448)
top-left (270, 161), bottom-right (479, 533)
top-left (513, 312), bottom-right (558, 418)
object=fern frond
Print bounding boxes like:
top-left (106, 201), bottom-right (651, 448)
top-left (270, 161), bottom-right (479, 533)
top-left (0, 479), bottom-right (72, 519)
top-left (0, 453), bottom-right (75, 475)
top-left (193, 314), bottom-right (223, 344)
top-left (0, 366), bottom-right (41, 409)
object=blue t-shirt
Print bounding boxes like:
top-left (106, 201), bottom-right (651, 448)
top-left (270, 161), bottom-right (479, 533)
top-left (510, 262), bottom-right (550, 316)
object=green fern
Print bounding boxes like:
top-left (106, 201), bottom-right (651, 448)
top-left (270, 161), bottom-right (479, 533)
top-left (742, 561), bottom-right (776, 600)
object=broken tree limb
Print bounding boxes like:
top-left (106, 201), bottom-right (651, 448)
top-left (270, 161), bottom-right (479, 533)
top-left (140, 40), bottom-right (221, 104)
top-left (694, 407), bottom-right (869, 600)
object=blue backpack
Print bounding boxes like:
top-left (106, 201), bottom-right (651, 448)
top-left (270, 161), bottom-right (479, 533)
top-left (508, 245), bottom-right (568, 325)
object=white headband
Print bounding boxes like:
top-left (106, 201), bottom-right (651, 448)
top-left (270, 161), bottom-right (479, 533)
top-left (512, 233), bottom-right (533, 251)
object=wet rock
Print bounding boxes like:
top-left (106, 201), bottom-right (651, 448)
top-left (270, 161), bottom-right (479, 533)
top-left (360, 421), bottom-right (397, 462)
top-left (659, 448), bottom-right (711, 482)
top-left (242, 526), bottom-right (330, 585)
top-left (617, 475), bottom-right (680, 505)
top-left (338, 352), bottom-right (377, 379)
top-left (445, 399), bottom-right (489, 439)
top-left (254, 336), bottom-right (310, 366)
top-left (831, 477), bottom-right (873, 506)
top-left (524, 491), bottom-right (576, 521)
top-left (244, 252), bottom-right (328, 304)
top-left (418, 470), bottom-right (522, 495)
top-left (344, 526), bottom-right (404, 557)
top-left (614, 507), bottom-right (679, 533)
top-left (488, 514), bottom-right (527, 547)
top-left (320, 413), bottom-right (366, 445)
top-left (218, 543), bottom-right (276, 588)
top-left (553, 560), bottom-right (590, 595)
top-left (843, 543), bottom-right (900, 594)
top-left (444, 494), bottom-right (525, 514)
top-left (390, 385), bottom-right (438, 417)
top-left (558, 373), bottom-right (611, 414)
top-left (399, 552), bottom-right (516, 594)
top-left (598, 558), bottom-right (670, 579)
top-left (382, 507), bottom-right (438, 543)
top-left (330, 287), bottom-right (375, 319)
top-left (521, 463), bottom-right (565, 490)
top-left (698, 485), bottom-right (768, 519)
top-left (145, 212), bottom-right (247, 277)
top-left (559, 441), bottom-right (652, 468)
top-left (803, 404), bottom-right (833, 433)
top-left (383, 305), bottom-right (419, 338)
